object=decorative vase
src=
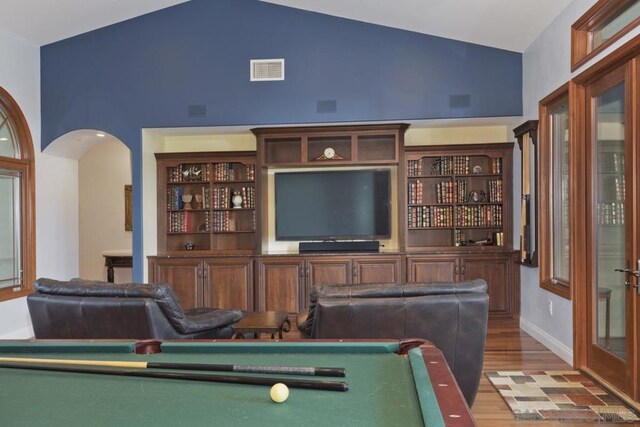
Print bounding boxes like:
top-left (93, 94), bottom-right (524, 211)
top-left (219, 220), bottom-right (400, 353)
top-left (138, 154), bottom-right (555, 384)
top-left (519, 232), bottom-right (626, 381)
top-left (232, 193), bottom-right (243, 209)
top-left (194, 194), bottom-right (203, 209)
top-left (182, 194), bottom-right (193, 210)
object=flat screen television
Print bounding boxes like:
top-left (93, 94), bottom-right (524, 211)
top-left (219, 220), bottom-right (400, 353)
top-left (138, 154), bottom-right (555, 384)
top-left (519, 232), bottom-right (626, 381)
top-left (275, 169), bottom-right (391, 241)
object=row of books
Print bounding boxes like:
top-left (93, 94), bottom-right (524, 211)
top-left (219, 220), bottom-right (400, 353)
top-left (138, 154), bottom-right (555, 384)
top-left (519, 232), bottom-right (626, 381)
top-left (409, 179), bottom-right (501, 205)
top-left (168, 211), bottom-right (199, 233)
top-left (597, 201), bottom-right (625, 225)
top-left (212, 163), bottom-right (256, 182)
top-left (407, 206), bottom-right (453, 228)
top-left (455, 205), bottom-right (502, 227)
top-left (212, 187), bottom-right (234, 209)
top-left (237, 187), bottom-right (256, 209)
top-left (167, 187), bottom-right (184, 210)
top-left (407, 181), bottom-right (423, 204)
top-left (407, 159), bottom-right (424, 177)
top-left (436, 180), bottom-right (468, 204)
top-left (168, 163), bottom-right (211, 183)
top-left (169, 211), bottom-right (258, 233)
top-left (491, 158), bottom-right (503, 174)
top-left (430, 156), bottom-right (471, 175)
top-left (409, 156), bottom-right (504, 177)
top-left (211, 211), bottom-right (256, 232)
top-left (487, 179), bottom-right (503, 203)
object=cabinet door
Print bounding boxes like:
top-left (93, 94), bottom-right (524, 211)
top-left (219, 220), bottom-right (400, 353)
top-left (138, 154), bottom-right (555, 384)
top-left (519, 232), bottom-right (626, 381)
top-left (306, 257), bottom-right (352, 288)
top-left (353, 256), bottom-right (401, 284)
top-left (461, 254), bottom-right (513, 316)
top-left (406, 255), bottom-right (458, 282)
top-left (203, 258), bottom-right (253, 311)
top-left (257, 258), bottom-right (305, 313)
top-left (149, 258), bottom-right (203, 310)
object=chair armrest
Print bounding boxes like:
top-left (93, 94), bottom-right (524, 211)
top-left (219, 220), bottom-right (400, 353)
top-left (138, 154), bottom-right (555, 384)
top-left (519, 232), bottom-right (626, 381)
top-left (297, 310), bottom-right (312, 338)
top-left (181, 308), bottom-right (243, 334)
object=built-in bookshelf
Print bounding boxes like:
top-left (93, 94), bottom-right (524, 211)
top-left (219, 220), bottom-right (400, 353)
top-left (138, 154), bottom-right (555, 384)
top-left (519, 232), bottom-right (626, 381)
top-left (404, 144), bottom-right (513, 251)
top-left (156, 152), bottom-right (257, 254)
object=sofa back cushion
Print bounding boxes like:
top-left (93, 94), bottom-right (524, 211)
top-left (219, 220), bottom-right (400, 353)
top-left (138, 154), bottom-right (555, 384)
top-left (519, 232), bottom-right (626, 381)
top-left (33, 278), bottom-right (193, 334)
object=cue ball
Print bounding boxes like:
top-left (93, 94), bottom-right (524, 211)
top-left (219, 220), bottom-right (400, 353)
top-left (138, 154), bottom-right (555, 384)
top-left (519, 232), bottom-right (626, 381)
top-left (270, 383), bottom-right (289, 403)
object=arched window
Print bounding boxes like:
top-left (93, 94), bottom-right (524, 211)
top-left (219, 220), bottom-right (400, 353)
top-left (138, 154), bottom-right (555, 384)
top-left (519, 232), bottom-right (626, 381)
top-left (0, 86), bottom-right (35, 301)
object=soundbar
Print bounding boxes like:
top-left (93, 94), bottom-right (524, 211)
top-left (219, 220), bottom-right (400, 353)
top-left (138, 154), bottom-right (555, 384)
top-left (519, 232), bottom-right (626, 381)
top-left (299, 241), bottom-right (380, 253)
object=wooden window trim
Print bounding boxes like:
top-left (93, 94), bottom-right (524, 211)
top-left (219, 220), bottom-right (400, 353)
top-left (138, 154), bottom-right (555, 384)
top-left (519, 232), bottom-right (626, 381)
top-left (0, 86), bottom-right (35, 302)
top-left (572, 0), bottom-right (640, 71)
top-left (539, 83), bottom-right (571, 299)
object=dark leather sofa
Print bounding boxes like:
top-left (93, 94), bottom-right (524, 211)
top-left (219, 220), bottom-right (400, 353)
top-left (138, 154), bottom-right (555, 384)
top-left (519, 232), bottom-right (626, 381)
top-left (297, 279), bottom-right (489, 406)
top-left (27, 278), bottom-right (243, 340)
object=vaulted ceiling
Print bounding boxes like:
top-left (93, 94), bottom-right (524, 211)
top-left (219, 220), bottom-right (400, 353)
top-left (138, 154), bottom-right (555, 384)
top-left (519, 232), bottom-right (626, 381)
top-left (0, 0), bottom-right (572, 51)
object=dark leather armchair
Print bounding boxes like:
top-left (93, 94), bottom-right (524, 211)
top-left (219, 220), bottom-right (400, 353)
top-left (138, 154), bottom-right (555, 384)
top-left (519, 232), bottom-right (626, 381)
top-left (297, 279), bottom-right (489, 406)
top-left (27, 278), bottom-right (243, 340)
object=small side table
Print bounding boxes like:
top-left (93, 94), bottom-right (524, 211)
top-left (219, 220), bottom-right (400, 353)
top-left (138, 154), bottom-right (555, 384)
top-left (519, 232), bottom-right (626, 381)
top-left (232, 311), bottom-right (291, 339)
top-left (103, 253), bottom-right (133, 283)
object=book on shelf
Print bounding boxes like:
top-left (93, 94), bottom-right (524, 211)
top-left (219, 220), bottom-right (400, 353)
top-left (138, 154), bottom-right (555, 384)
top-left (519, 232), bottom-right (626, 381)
top-left (491, 158), bottom-right (503, 174)
top-left (407, 205), bottom-right (453, 228)
top-left (167, 186), bottom-right (184, 210)
top-left (429, 156), bottom-right (470, 175)
top-left (169, 211), bottom-right (193, 233)
top-left (488, 179), bottom-right (503, 203)
top-left (407, 159), bottom-right (423, 176)
top-left (213, 163), bottom-right (256, 182)
top-left (455, 205), bottom-right (502, 227)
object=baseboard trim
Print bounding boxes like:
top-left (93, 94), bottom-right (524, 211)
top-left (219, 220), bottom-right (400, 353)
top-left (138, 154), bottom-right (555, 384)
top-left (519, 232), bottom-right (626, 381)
top-left (0, 326), bottom-right (34, 340)
top-left (520, 317), bottom-right (573, 366)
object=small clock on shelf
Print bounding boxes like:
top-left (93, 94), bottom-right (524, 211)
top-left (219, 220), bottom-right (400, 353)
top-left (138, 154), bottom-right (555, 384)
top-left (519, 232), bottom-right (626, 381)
top-left (469, 189), bottom-right (486, 203)
top-left (315, 147), bottom-right (343, 161)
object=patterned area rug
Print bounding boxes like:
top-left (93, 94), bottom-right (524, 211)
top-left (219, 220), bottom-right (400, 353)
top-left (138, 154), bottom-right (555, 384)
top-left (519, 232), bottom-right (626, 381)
top-left (486, 371), bottom-right (640, 422)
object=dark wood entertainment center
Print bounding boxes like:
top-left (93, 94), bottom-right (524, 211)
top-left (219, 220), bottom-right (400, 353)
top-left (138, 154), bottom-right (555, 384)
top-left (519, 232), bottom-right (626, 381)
top-left (148, 123), bottom-right (519, 317)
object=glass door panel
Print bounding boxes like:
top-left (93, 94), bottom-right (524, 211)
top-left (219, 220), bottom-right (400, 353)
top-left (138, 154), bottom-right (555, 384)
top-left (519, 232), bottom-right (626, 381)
top-left (593, 82), bottom-right (626, 358)
top-left (0, 169), bottom-right (21, 289)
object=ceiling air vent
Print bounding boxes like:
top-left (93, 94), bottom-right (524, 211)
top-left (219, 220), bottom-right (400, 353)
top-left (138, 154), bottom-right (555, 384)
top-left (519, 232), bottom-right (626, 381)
top-left (250, 59), bottom-right (284, 81)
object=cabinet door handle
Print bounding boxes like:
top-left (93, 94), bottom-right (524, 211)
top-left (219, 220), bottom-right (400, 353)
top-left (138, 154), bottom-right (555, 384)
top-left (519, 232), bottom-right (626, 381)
top-left (352, 266), bottom-right (357, 279)
top-left (203, 267), bottom-right (208, 280)
top-left (461, 265), bottom-right (466, 276)
top-left (454, 265), bottom-right (459, 276)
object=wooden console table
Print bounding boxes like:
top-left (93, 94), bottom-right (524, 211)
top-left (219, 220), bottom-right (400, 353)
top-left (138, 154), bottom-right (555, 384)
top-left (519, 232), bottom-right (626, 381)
top-left (103, 252), bottom-right (133, 283)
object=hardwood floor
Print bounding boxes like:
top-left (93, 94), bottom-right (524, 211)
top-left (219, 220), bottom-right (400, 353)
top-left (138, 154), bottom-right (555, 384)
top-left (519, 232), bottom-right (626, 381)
top-left (284, 317), bottom-right (639, 425)
top-left (474, 318), bottom-right (640, 426)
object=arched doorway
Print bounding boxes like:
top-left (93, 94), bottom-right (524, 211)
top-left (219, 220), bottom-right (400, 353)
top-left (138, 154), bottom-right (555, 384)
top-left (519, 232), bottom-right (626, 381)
top-left (45, 130), bottom-right (132, 282)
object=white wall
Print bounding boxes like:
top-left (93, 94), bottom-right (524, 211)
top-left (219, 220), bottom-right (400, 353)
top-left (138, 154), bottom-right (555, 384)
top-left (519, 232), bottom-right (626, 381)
top-left (520, 0), bottom-right (640, 364)
top-left (78, 140), bottom-right (132, 282)
top-left (0, 26), bottom-right (79, 339)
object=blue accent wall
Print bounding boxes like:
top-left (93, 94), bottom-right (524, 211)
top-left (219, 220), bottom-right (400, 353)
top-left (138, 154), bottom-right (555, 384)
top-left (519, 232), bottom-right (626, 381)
top-left (41, 0), bottom-right (522, 280)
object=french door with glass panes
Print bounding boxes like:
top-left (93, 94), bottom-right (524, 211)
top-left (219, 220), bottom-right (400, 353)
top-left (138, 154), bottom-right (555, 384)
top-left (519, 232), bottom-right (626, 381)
top-left (583, 62), bottom-right (636, 395)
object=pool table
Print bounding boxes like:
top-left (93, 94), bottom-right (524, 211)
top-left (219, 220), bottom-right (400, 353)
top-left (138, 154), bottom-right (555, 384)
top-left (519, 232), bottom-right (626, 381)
top-left (0, 339), bottom-right (474, 427)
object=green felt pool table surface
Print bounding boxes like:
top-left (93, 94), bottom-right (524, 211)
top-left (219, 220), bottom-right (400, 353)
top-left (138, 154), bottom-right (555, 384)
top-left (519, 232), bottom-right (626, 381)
top-left (0, 340), bottom-right (474, 427)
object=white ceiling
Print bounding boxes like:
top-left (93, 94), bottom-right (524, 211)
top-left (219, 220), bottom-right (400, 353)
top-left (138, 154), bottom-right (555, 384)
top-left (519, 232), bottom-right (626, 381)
top-left (0, 0), bottom-right (188, 46)
top-left (0, 0), bottom-right (571, 51)
top-left (261, 0), bottom-right (573, 52)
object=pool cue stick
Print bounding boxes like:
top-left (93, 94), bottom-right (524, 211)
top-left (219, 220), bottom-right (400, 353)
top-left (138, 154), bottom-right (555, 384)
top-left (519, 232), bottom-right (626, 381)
top-left (0, 357), bottom-right (345, 377)
top-left (0, 361), bottom-right (349, 391)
